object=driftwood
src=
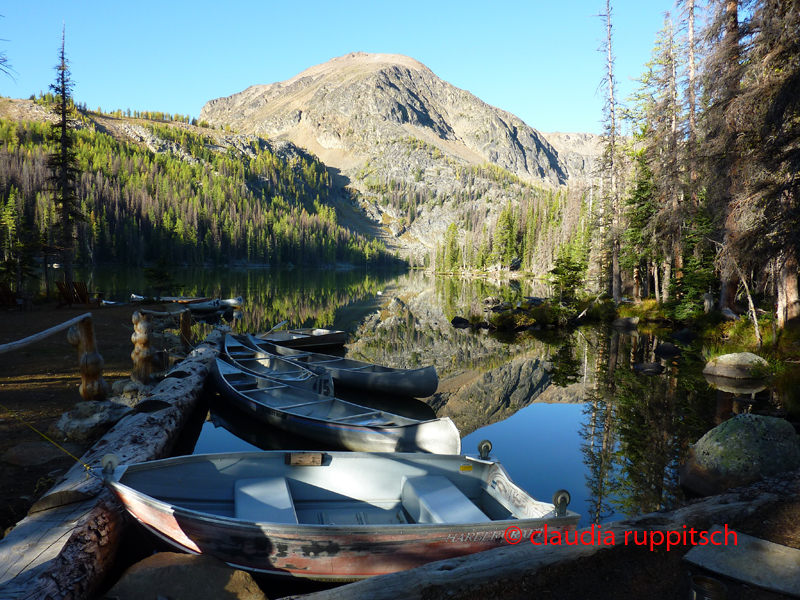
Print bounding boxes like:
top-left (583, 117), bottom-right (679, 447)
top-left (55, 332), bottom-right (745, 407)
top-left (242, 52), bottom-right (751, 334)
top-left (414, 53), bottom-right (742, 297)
top-left (67, 316), bottom-right (109, 401)
top-left (279, 469), bottom-right (800, 600)
top-left (0, 328), bottom-right (227, 600)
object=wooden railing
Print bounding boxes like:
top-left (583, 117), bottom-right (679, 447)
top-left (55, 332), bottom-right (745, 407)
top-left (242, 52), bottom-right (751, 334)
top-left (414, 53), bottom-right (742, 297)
top-left (0, 313), bottom-right (109, 401)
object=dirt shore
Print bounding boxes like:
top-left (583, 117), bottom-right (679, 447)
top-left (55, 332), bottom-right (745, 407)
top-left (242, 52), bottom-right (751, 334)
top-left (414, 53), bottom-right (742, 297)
top-left (0, 301), bottom-right (166, 533)
top-left (1, 302), bottom-right (799, 599)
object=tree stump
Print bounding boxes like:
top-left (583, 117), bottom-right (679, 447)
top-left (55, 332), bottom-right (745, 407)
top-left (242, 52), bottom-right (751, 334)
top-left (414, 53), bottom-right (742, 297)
top-left (66, 317), bottom-right (109, 402)
top-left (131, 311), bottom-right (153, 384)
top-left (703, 292), bottom-right (715, 313)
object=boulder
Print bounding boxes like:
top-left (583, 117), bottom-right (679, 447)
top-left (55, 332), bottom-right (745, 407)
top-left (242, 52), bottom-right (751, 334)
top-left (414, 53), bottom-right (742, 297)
top-left (680, 414), bottom-right (800, 496)
top-left (104, 552), bottom-right (267, 600)
top-left (703, 352), bottom-right (770, 379)
top-left (482, 296), bottom-right (502, 308)
top-left (670, 328), bottom-right (698, 344)
top-left (722, 307), bottom-right (739, 320)
top-left (654, 342), bottom-right (681, 357)
top-left (523, 296), bottom-right (546, 307)
top-left (47, 400), bottom-right (134, 443)
top-left (612, 316), bottom-right (639, 328)
top-left (450, 316), bottom-right (471, 329)
top-left (633, 362), bottom-right (665, 375)
top-left (111, 379), bottom-right (156, 407)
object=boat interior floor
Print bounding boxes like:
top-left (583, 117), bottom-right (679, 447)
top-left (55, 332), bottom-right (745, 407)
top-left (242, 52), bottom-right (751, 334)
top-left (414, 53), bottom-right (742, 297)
top-left (227, 475), bottom-right (491, 526)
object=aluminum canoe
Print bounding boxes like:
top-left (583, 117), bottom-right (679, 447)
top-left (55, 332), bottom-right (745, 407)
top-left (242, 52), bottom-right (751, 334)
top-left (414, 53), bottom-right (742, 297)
top-left (222, 334), bottom-right (333, 396)
top-left (256, 326), bottom-right (347, 350)
top-left (212, 358), bottom-right (460, 454)
top-left (242, 334), bottom-right (439, 397)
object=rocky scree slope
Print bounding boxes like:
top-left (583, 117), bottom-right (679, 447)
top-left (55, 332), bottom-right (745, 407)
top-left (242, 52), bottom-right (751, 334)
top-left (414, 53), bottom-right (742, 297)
top-left (201, 53), bottom-right (601, 262)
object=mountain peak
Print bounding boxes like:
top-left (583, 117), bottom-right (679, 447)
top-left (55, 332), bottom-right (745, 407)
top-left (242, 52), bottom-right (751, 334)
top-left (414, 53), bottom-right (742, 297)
top-left (201, 53), bottom-right (571, 185)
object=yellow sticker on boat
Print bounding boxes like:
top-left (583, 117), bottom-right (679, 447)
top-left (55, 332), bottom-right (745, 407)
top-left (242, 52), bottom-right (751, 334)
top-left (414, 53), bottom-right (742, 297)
top-left (459, 464), bottom-right (473, 472)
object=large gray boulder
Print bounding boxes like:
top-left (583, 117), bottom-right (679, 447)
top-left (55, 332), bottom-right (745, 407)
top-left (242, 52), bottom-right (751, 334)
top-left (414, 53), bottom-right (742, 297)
top-left (104, 552), bottom-right (267, 600)
top-left (680, 414), bottom-right (800, 496)
top-left (702, 352), bottom-right (770, 379)
top-left (47, 400), bottom-right (133, 443)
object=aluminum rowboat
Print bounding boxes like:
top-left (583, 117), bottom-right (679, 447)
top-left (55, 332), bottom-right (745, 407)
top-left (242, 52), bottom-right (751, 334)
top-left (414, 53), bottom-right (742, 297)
top-left (104, 449), bottom-right (579, 580)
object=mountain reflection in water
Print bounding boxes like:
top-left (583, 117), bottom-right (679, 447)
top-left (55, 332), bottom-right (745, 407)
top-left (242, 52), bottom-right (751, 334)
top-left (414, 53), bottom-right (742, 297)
top-left (136, 268), bottom-right (756, 528)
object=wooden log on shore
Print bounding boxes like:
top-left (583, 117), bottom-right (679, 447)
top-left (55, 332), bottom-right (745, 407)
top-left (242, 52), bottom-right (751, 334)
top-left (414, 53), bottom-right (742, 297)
top-left (278, 469), bottom-right (800, 600)
top-left (0, 327), bottom-right (227, 600)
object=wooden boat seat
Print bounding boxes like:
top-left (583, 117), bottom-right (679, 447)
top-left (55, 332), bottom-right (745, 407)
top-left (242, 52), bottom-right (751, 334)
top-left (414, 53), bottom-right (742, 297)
top-left (401, 476), bottom-right (490, 525)
top-left (234, 477), bottom-right (298, 524)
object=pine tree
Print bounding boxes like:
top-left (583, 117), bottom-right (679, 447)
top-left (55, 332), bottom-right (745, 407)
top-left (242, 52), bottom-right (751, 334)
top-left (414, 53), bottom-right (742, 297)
top-left (724, 0), bottom-right (800, 327)
top-left (47, 27), bottom-right (83, 285)
top-left (597, 0), bottom-right (623, 303)
top-left (701, 0), bottom-right (743, 312)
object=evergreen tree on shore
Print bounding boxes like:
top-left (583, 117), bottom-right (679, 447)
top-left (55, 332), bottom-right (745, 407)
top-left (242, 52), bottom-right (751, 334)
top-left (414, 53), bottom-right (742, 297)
top-left (47, 27), bottom-right (83, 285)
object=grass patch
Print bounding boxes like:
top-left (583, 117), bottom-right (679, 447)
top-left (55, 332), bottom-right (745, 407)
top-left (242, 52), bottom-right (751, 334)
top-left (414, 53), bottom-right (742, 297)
top-left (617, 298), bottom-right (670, 322)
top-left (489, 310), bottom-right (537, 331)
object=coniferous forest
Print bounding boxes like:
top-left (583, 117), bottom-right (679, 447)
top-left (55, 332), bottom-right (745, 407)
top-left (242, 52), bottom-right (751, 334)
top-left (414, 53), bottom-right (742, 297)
top-left (0, 0), bottom-right (798, 335)
top-left (588, 0), bottom-right (799, 330)
top-left (0, 111), bottom-right (392, 278)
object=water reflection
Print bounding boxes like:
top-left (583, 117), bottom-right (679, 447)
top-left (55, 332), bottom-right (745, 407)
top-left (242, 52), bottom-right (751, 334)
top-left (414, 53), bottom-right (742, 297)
top-left (130, 268), bottom-right (749, 528)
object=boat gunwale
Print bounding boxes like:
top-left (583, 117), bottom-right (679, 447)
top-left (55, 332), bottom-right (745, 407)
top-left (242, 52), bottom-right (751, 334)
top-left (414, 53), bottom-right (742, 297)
top-left (106, 451), bottom-right (580, 534)
top-left (215, 358), bottom-right (432, 430)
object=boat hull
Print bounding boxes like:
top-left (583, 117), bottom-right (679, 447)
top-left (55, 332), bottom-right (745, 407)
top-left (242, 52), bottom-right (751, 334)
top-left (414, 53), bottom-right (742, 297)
top-left (212, 360), bottom-right (460, 454)
top-left (247, 335), bottom-right (439, 397)
top-left (259, 328), bottom-right (347, 350)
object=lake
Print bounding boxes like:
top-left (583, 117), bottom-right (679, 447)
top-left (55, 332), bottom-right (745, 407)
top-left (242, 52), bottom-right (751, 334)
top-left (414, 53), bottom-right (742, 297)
top-left (69, 266), bottom-right (776, 527)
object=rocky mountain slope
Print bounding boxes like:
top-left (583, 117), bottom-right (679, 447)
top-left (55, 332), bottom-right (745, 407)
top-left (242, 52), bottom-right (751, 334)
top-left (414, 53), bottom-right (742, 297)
top-left (201, 53), bottom-right (578, 185)
top-left (201, 53), bottom-right (602, 263)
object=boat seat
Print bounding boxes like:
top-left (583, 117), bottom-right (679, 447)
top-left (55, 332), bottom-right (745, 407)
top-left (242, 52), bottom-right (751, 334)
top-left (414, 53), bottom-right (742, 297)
top-left (401, 476), bottom-right (490, 524)
top-left (234, 477), bottom-right (298, 524)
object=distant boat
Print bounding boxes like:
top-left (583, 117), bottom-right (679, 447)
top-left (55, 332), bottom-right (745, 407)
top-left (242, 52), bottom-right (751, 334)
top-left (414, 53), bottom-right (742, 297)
top-left (161, 296), bottom-right (214, 304)
top-left (220, 296), bottom-right (244, 308)
top-left (130, 294), bottom-right (213, 304)
top-left (104, 449), bottom-right (580, 580)
top-left (243, 334), bottom-right (439, 397)
top-left (256, 323), bottom-right (347, 350)
top-left (213, 357), bottom-right (459, 454)
top-left (187, 299), bottom-right (222, 313)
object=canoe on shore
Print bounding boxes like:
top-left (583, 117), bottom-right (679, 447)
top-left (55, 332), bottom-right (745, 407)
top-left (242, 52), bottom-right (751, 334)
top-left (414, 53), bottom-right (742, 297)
top-left (242, 334), bottom-right (439, 397)
top-left (256, 326), bottom-right (347, 350)
top-left (212, 358), bottom-right (459, 453)
top-left (103, 449), bottom-right (580, 580)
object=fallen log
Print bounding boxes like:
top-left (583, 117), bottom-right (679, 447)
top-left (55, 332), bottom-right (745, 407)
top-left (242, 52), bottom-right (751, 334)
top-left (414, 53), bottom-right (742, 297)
top-left (279, 469), bottom-right (800, 600)
top-left (0, 327), bottom-right (226, 600)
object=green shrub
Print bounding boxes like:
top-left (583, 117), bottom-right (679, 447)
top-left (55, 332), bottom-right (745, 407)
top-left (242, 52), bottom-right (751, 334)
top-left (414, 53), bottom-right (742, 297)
top-left (489, 310), bottom-right (537, 331)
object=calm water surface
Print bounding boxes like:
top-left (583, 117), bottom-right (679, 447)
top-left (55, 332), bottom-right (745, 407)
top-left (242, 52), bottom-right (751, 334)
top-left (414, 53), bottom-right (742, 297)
top-left (72, 266), bottom-right (772, 528)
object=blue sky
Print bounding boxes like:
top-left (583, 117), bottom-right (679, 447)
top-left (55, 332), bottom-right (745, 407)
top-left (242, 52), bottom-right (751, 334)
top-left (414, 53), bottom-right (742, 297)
top-left (3, 1), bottom-right (680, 134)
